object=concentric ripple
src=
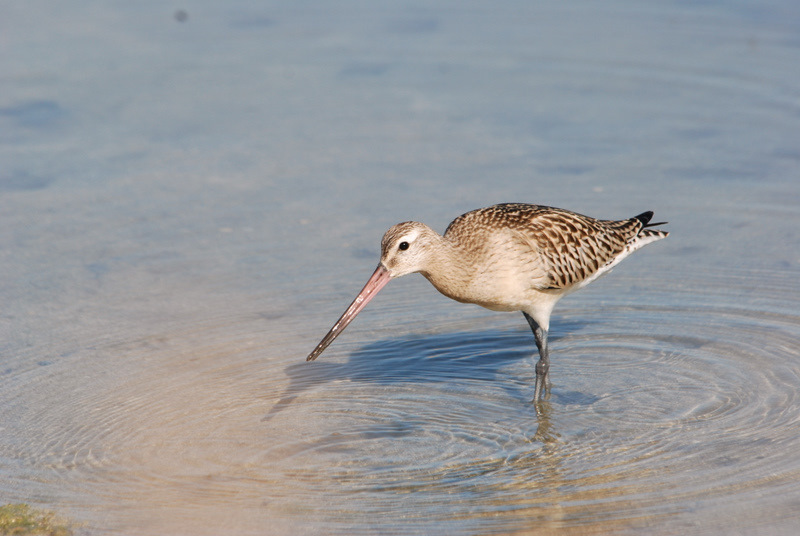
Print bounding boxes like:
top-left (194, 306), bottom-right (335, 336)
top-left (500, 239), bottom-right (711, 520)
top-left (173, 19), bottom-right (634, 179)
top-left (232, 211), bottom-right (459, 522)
top-left (254, 270), bottom-right (800, 535)
top-left (3, 265), bottom-right (798, 535)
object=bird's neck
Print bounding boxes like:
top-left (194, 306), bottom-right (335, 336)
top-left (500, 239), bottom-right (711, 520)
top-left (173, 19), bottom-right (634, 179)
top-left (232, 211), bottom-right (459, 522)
top-left (419, 236), bottom-right (475, 304)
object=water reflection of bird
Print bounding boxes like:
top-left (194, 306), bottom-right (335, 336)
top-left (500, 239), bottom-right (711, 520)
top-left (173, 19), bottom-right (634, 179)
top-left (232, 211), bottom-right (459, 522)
top-left (306, 203), bottom-right (668, 401)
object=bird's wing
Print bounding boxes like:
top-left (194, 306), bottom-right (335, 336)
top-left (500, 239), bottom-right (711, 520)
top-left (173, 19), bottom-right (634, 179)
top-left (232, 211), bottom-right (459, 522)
top-left (515, 211), bottom-right (637, 290)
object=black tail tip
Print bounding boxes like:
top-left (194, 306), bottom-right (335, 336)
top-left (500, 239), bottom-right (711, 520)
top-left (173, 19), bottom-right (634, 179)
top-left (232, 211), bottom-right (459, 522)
top-left (634, 211), bottom-right (654, 226)
top-left (634, 211), bottom-right (668, 228)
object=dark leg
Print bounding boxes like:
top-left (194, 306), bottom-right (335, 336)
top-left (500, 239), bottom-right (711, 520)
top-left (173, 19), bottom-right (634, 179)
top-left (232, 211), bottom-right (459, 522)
top-left (523, 312), bottom-right (551, 401)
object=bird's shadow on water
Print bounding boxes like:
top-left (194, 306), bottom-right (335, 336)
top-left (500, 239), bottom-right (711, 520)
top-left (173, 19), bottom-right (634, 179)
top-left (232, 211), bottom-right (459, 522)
top-left (264, 320), bottom-right (598, 421)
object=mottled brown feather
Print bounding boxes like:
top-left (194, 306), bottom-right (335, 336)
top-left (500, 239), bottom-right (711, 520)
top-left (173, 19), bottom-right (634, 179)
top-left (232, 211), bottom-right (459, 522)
top-left (444, 203), bottom-right (649, 290)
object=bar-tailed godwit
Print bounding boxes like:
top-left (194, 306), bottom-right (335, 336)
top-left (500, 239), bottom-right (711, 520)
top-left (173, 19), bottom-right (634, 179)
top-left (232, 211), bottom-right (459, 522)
top-left (306, 203), bottom-right (668, 401)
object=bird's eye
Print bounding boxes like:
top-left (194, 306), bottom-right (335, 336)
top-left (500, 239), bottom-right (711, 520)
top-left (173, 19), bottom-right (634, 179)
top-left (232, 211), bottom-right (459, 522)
top-left (398, 241), bottom-right (409, 251)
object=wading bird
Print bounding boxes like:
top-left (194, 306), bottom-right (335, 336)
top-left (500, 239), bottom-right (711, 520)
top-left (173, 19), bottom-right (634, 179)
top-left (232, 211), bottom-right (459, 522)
top-left (306, 203), bottom-right (668, 401)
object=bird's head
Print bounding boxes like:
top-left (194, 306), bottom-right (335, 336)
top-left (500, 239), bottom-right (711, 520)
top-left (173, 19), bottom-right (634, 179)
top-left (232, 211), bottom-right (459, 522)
top-left (379, 221), bottom-right (438, 277)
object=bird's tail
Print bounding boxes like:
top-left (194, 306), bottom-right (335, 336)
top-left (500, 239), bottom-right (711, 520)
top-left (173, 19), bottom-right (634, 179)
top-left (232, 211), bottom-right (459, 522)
top-left (634, 211), bottom-right (668, 229)
top-left (633, 211), bottom-right (669, 242)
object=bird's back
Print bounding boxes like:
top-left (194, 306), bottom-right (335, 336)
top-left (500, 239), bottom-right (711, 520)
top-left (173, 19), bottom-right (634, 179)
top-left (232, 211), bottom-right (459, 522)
top-left (443, 203), bottom-right (668, 292)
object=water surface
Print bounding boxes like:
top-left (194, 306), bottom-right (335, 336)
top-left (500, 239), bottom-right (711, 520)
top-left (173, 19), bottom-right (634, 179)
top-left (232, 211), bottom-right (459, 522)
top-left (2, 1), bottom-right (799, 534)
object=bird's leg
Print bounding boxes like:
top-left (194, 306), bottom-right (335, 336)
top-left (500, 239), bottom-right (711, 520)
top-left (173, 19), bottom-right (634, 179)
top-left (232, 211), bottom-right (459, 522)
top-left (523, 312), bottom-right (551, 401)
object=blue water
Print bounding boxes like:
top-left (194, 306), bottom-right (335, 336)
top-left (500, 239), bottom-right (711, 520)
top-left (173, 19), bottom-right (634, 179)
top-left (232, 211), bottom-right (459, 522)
top-left (2, 1), bottom-right (799, 534)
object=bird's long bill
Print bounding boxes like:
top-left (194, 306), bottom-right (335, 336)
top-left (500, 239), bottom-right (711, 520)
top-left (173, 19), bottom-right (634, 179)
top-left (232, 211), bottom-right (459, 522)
top-left (306, 264), bottom-right (392, 362)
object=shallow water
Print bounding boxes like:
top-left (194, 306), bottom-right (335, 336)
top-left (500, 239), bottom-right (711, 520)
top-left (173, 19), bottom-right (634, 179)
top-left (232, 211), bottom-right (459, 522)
top-left (2, 1), bottom-right (800, 534)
